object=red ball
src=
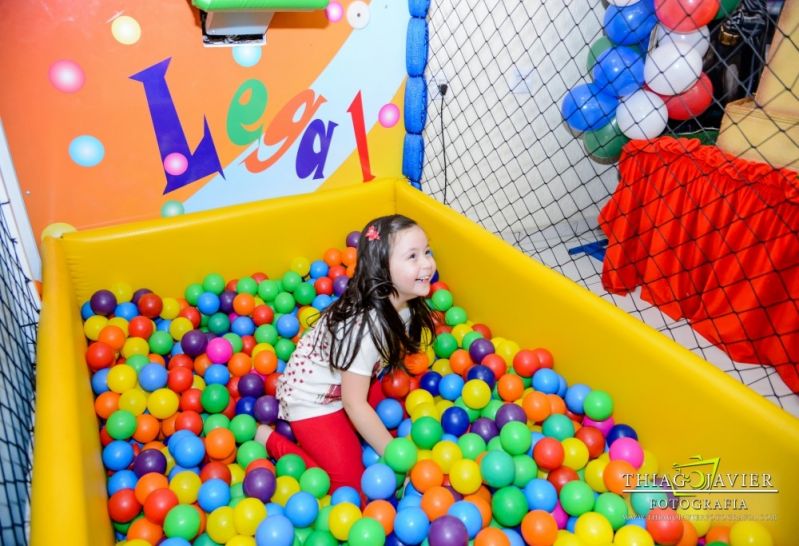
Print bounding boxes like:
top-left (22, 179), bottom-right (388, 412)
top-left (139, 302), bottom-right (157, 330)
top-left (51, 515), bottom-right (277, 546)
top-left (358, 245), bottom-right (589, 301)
top-left (531, 348), bottom-right (554, 369)
top-left (472, 323), bottom-right (492, 340)
top-left (435, 324), bottom-right (453, 335)
top-left (481, 354), bottom-right (507, 380)
top-left (241, 335), bottom-right (256, 355)
top-left (86, 341), bottom-right (115, 371)
top-left (547, 466), bottom-right (579, 493)
top-left (137, 293), bottom-right (163, 319)
top-left (328, 265), bottom-right (347, 279)
top-left (180, 388), bottom-right (203, 412)
top-left (575, 426), bottom-right (605, 459)
top-left (646, 508), bottom-right (684, 545)
top-left (128, 316), bottom-right (155, 339)
top-left (227, 376), bottom-right (241, 399)
top-left (168, 354), bottom-right (194, 371)
top-left (429, 281), bottom-right (449, 294)
top-left (99, 426), bottom-right (114, 447)
top-left (532, 437), bottom-right (564, 471)
top-left (408, 375), bottom-right (420, 392)
top-left (252, 305), bottom-right (274, 326)
top-left (314, 277), bottom-right (334, 296)
top-left (108, 488), bottom-right (142, 523)
top-left (662, 72), bottom-right (713, 120)
top-left (251, 272), bottom-right (268, 283)
top-left (221, 396), bottom-right (237, 419)
top-left (381, 369), bottom-right (411, 399)
top-left (168, 366), bottom-right (194, 393)
top-left (512, 350), bottom-right (541, 378)
top-left (175, 410), bottom-right (203, 435)
top-left (264, 372), bottom-right (280, 396)
top-left (143, 487), bottom-right (179, 525)
top-left (225, 279), bottom-right (238, 292)
top-left (200, 461), bottom-right (232, 483)
top-left (179, 306), bottom-right (201, 328)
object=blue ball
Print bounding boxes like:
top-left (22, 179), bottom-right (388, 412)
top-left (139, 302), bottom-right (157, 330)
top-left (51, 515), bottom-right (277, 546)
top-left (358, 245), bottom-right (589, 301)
top-left (285, 490), bottom-right (319, 528)
top-left (362, 444), bottom-right (380, 467)
top-left (524, 479), bottom-right (558, 511)
top-left (160, 539), bottom-right (192, 546)
top-left (393, 507), bottom-right (430, 545)
top-left (503, 529), bottom-right (526, 546)
top-left (168, 464), bottom-right (200, 480)
top-left (441, 406), bottom-right (470, 437)
top-left (397, 418), bottom-right (413, 438)
top-left (197, 292), bottom-right (221, 315)
top-left (556, 375), bottom-right (568, 398)
top-left (156, 318), bottom-right (171, 332)
top-left (626, 517), bottom-right (647, 528)
top-left (138, 363), bottom-right (168, 392)
top-left (309, 260), bottom-right (329, 279)
top-left (604, 0), bottom-right (657, 46)
top-left (114, 302), bottom-right (139, 321)
top-left (331, 486), bottom-right (361, 506)
top-left (438, 374), bottom-right (465, 401)
top-left (376, 398), bottom-right (404, 429)
top-left (561, 83), bottom-right (618, 132)
top-left (91, 368), bottom-right (110, 394)
top-left (81, 301), bottom-right (94, 320)
top-left (466, 365), bottom-right (495, 389)
top-left (198, 478), bottom-right (231, 512)
top-left (567, 515), bottom-right (578, 532)
top-left (565, 384), bottom-right (591, 414)
top-left (593, 46), bottom-right (645, 97)
top-left (361, 463), bottom-right (397, 500)
top-left (265, 502), bottom-right (285, 517)
top-left (102, 440), bottom-right (135, 471)
top-left (447, 500), bottom-right (483, 539)
top-left (276, 314), bottom-right (300, 339)
top-left (404, 481), bottom-right (422, 498)
top-left (419, 371), bottom-right (442, 396)
top-left (532, 368), bottom-right (560, 394)
top-left (170, 434), bottom-right (206, 468)
top-left (397, 494), bottom-right (422, 511)
top-left (236, 396), bottom-right (256, 416)
top-left (311, 294), bottom-right (333, 310)
top-left (232, 316), bottom-right (256, 336)
top-left (205, 363), bottom-right (231, 385)
top-left (107, 469), bottom-right (137, 495)
top-left (607, 424), bottom-right (638, 445)
top-left (255, 514), bottom-right (294, 546)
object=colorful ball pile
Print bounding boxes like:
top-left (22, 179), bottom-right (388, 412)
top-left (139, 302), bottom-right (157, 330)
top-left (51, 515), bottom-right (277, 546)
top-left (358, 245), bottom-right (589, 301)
top-left (84, 230), bottom-right (773, 546)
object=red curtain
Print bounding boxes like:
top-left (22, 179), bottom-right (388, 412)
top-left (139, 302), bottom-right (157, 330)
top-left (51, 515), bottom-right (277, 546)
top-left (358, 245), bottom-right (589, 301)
top-left (599, 137), bottom-right (799, 393)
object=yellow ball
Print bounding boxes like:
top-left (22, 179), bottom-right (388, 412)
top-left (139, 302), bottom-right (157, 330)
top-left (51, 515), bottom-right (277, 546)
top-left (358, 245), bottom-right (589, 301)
top-left (207, 506), bottom-right (237, 544)
top-left (432, 359), bottom-right (452, 376)
top-left (84, 315), bottom-right (108, 340)
top-left (562, 437), bottom-right (590, 470)
top-left (450, 324), bottom-right (472, 345)
top-left (122, 337), bottom-right (149, 358)
top-left (730, 521), bottom-right (773, 546)
top-left (252, 343), bottom-right (275, 358)
top-left (108, 317), bottom-right (130, 336)
top-left (290, 256), bottom-right (311, 276)
top-left (272, 475), bottom-right (301, 506)
top-left (192, 375), bottom-right (206, 390)
top-left (170, 471), bottom-right (202, 504)
top-left (410, 402), bottom-right (439, 422)
top-left (234, 497), bottom-right (267, 536)
top-left (574, 512), bottom-right (613, 545)
top-left (584, 459), bottom-right (608, 493)
top-left (110, 282), bottom-right (133, 303)
top-left (328, 502), bottom-right (362, 541)
top-left (161, 297), bottom-right (181, 320)
top-left (554, 530), bottom-right (586, 546)
top-left (462, 379), bottom-right (491, 409)
top-left (495, 339), bottom-right (519, 364)
top-left (107, 365), bottom-right (138, 393)
top-left (147, 388), bottom-right (179, 419)
top-left (169, 317), bottom-right (194, 341)
top-left (448, 459), bottom-right (482, 495)
top-left (406, 389), bottom-right (435, 414)
top-left (425, 346), bottom-right (436, 365)
top-left (124, 540), bottom-right (151, 546)
top-left (417, 449), bottom-right (434, 461)
top-left (431, 440), bottom-right (462, 473)
top-left (118, 388), bottom-right (148, 415)
top-left (319, 495), bottom-right (331, 508)
top-left (298, 307), bottom-right (320, 329)
top-left (613, 524), bottom-right (654, 546)
top-left (228, 464), bottom-right (246, 486)
top-left (162, 448), bottom-right (176, 475)
top-left (435, 399), bottom-right (455, 415)
top-left (226, 535), bottom-right (256, 546)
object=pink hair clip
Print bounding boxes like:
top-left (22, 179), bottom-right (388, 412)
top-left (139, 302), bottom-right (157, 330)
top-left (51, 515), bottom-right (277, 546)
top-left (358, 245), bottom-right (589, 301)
top-left (365, 225), bottom-right (380, 241)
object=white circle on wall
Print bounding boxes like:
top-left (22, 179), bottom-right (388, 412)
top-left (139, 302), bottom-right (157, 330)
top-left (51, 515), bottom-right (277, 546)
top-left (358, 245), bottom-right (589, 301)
top-left (347, 1), bottom-right (371, 29)
top-left (111, 15), bottom-right (142, 45)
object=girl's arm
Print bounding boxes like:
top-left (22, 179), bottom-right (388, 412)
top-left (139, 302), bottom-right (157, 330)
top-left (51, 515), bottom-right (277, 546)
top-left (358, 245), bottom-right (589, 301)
top-left (341, 370), bottom-right (393, 456)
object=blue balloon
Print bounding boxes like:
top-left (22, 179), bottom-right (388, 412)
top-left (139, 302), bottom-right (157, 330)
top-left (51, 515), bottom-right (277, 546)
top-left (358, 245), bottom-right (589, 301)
top-left (562, 83), bottom-right (618, 132)
top-left (393, 507), bottom-right (430, 545)
top-left (604, 0), bottom-right (657, 46)
top-left (376, 398), bottom-right (405, 429)
top-left (255, 514), bottom-right (294, 546)
top-left (198, 478), bottom-right (231, 512)
top-left (361, 463), bottom-right (397, 500)
top-left (284, 490), bottom-right (319, 528)
top-left (593, 46), bottom-right (645, 97)
top-left (69, 135), bottom-right (105, 167)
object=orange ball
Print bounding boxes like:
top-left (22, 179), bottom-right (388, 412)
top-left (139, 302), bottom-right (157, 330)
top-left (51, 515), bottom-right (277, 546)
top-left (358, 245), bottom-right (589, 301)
top-left (193, 354), bottom-right (211, 376)
top-left (603, 459), bottom-right (637, 495)
top-left (497, 374), bottom-right (524, 402)
top-left (464, 494), bottom-right (492, 528)
top-left (522, 391), bottom-right (550, 423)
top-left (449, 349), bottom-right (474, 376)
top-left (205, 427), bottom-right (237, 460)
top-left (254, 350), bottom-right (278, 375)
top-left (404, 352), bottom-right (430, 375)
top-left (420, 486), bottom-right (455, 520)
top-left (161, 414), bottom-right (178, 438)
top-left (363, 499), bottom-right (396, 535)
top-left (324, 248), bottom-right (342, 266)
top-left (98, 325), bottom-right (126, 351)
top-left (475, 527), bottom-right (511, 546)
top-left (342, 246), bottom-right (357, 267)
top-left (134, 414), bottom-right (161, 443)
top-left (646, 508), bottom-right (684, 545)
top-left (95, 391), bottom-right (120, 419)
top-left (135, 472), bottom-right (169, 504)
top-left (676, 519), bottom-right (698, 546)
top-left (233, 293), bottom-right (255, 316)
top-left (546, 393), bottom-right (566, 415)
top-left (705, 525), bottom-right (730, 543)
top-left (127, 516), bottom-right (163, 545)
top-left (521, 510), bottom-right (558, 546)
top-left (410, 459), bottom-right (444, 493)
top-left (228, 352), bottom-right (252, 377)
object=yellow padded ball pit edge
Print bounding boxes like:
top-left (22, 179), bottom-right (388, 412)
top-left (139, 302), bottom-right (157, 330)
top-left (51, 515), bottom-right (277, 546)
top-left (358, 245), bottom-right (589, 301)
top-left (32, 178), bottom-right (799, 544)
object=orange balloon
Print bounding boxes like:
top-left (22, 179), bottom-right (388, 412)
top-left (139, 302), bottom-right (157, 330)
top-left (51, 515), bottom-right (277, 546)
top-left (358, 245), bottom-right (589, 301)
top-left (127, 516), bottom-right (163, 545)
top-left (135, 472), bottom-right (169, 504)
top-left (420, 486), bottom-right (455, 520)
top-left (134, 414), bottom-right (161, 443)
top-left (233, 293), bottom-right (256, 316)
top-left (475, 527), bottom-right (511, 546)
top-left (603, 459), bottom-right (637, 495)
top-left (464, 494), bottom-right (492, 528)
top-left (324, 248), bottom-right (343, 267)
top-left (363, 499), bottom-right (396, 535)
top-left (497, 374), bottom-right (524, 402)
top-left (206, 427), bottom-right (237, 460)
top-left (449, 349), bottom-right (474, 377)
top-left (522, 391), bottom-right (550, 423)
top-left (410, 459), bottom-right (444, 493)
top-left (705, 526), bottom-right (730, 543)
top-left (95, 391), bottom-right (120, 419)
top-left (228, 352), bottom-right (253, 377)
top-left (254, 350), bottom-right (278, 375)
top-left (342, 247), bottom-right (357, 267)
top-left (521, 510), bottom-right (558, 546)
top-left (99, 325), bottom-right (126, 351)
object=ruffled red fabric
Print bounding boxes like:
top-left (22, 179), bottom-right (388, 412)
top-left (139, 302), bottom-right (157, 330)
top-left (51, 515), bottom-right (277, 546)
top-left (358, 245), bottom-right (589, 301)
top-left (599, 136), bottom-right (799, 393)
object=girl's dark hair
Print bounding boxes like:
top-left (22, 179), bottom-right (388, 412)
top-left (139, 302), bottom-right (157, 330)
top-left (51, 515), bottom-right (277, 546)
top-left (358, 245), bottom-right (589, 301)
top-left (321, 214), bottom-right (437, 372)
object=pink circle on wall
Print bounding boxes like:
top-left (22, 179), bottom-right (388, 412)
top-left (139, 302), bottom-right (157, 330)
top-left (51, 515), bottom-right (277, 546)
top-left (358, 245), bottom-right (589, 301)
top-left (163, 152), bottom-right (188, 176)
top-left (326, 2), bottom-right (344, 22)
top-left (378, 104), bottom-right (400, 128)
top-left (49, 60), bottom-right (85, 93)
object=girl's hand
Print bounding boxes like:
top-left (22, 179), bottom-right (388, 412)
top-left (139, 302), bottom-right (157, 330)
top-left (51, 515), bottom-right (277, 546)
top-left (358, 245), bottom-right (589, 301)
top-left (341, 370), bottom-right (394, 456)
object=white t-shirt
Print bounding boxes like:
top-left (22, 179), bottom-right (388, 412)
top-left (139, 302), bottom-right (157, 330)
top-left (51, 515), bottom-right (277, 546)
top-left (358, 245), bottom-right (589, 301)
top-left (276, 307), bottom-right (411, 421)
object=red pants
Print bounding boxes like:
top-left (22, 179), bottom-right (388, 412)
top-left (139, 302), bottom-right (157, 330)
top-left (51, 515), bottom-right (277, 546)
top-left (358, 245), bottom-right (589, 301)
top-left (265, 379), bottom-right (386, 493)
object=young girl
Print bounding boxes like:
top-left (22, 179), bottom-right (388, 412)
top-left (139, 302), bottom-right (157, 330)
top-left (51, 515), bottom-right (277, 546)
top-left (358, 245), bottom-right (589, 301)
top-left (256, 214), bottom-right (437, 492)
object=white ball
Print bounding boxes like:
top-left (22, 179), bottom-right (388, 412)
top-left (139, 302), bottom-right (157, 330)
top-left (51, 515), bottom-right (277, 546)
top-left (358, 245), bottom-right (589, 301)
top-left (655, 24), bottom-right (710, 58)
top-left (616, 90), bottom-right (668, 140)
top-left (644, 43), bottom-right (702, 95)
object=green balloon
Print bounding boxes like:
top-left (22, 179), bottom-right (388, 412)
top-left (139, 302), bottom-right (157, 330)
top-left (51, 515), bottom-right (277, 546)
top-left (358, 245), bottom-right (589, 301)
top-left (274, 292), bottom-right (296, 314)
top-left (305, 530), bottom-right (339, 546)
top-left (431, 289), bottom-right (453, 312)
top-left (348, 517), bottom-right (386, 546)
top-left (148, 330), bottom-right (174, 355)
top-left (276, 453), bottom-right (307, 479)
top-left (275, 338), bottom-right (297, 362)
top-left (491, 486), bottom-right (528, 527)
top-left (433, 333), bottom-right (458, 358)
top-left (559, 480), bottom-right (595, 517)
top-left (499, 421), bottom-right (532, 455)
top-left (480, 400), bottom-right (504, 420)
top-left (595, 492), bottom-right (628, 530)
top-left (586, 36), bottom-right (613, 73)
top-left (583, 390), bottom-right (614, 421)
top-left (715, 0), bottom-right (740, 19)
top-left (126, 355), bottom-right (149, 373)
top-left (203, 273), bottom-right (226, 295)
top-left (237, 276), bottom-right (258, 295)
top-left (411, 416), bottom-right (444, 449)
top-left (480, 450), bottom-right (516, 488)
top-left (106, 410), bottom-right (137, 440)
top-left (258, 280), bottom-right (280, 302)
top-left (300, 467), bottom-right (331, 498)
top-left (542, 414), bottom-right (575, 441)
top-left (223, 333), bottom-right (243, 353)
top-left (460, 331), bottom-right (483, 350)
top-left (282, 271), bottom-right (303, 292)
top-left (164, 504), bottom-right (201, 540)
top-left (185, 283), bottom-right (203, 306)
top-left (255, 324), bottom-right (279, 345)
top-left (207, 313), bottom-right (230, 335)
top-left (201, 384), bottom-right (230, 414)
top-left (295, 283), bottom-right (317, 306)
top-left (315, 505), bottom-right (333, 531)
top-left (458, 433), bottom-right (487, 460)
top-left (229, 414), bottom-right (257, 443)
top-left (203, 414), bottom-right (230, 435)
top-left (512, 455), bottom-right (538, 488)
top-left (384, 437), bottom-right (418, 473)
top-left (584, 118), bottom-right (629, 160)
top-left (236, 440), bottom-right (267, 468)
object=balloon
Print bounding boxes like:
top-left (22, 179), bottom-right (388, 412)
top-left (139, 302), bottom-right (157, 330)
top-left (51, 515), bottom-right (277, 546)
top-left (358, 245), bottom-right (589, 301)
top-left (655, 24), bottom-right (710, 57)
top-left (561, 83), bottom-right (618, 132)
top-left (655, 0), bottom-right (720, 32)
top-left (644, 43), bottom-right (702, 95)
top-left (593, 46), bottom-right (645, 97)
top-left (604, 0), bottom-right (658, 46)
top-left (616, 90), bottom-right (667, 140)
top-left (661, 72), bottom-right (713, 119)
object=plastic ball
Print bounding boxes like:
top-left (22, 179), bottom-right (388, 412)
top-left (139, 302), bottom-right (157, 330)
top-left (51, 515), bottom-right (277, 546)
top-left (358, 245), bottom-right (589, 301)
top-left (429, 514), bottom-right (470, 545)
top-left (520, 510), bottom-right (558, 546)
top-left (133, 449), bottom-right (167, 477)
top-left (561, 83), bottom-right (618, 132)
top-left (384, 437), bottom-right (418, 473)
top-left (163, 504), bottom-right (201, 540)
top-left (242, 467), bottom-right (276, 503)
top-left (411, 416), bottom-right (444, 449)
top-left (499, 421), bottom-right (532, 456)
top-left (300, 467), bottom-right (331, 498)
top-left (285, 490), bottom-right (319, 528)
top-left (491, 486), bottom-right (528, 527)
top-left (448, 459), bottom-right (482, 495)
top-left (609, 437), bottom-right (644, 468)
top-left (329, 502), bottom-right (362, 541)
top-left (331, 486), bottom-right (361, 506)
top-left (583, 390), bottom-right (613, 421)
top-left (441, 406), bottom-right (470, 437)
top-left (198, 478), bottom-right (231, 512)
top-left (494, 403), bottom-right (527, 430)
top-left (438, 374), bottom-right (465, 401)
top-left (362, 463), bottom-right (397, 500)
top-left (348, 516), bottom-right (386, 546)
top-left (393, 506), bottom-right (430, 545)
top-left (462, 380), bottom-right (491, 409)
top-left (480, 450), bottom-right (515, 488)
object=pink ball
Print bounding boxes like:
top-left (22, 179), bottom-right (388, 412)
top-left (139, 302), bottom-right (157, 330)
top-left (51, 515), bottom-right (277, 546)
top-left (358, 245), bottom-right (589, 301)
top-left (609, 437), bottom-right (644, 469)
top-left (378, 103), bottom-right (400, 128)
top-left (326, 1), bottom-right (344, 22)
top-left (49, 60), bottom-right (85, 93)
top-left (163, 152), bottom-right (188, 176)
top-left (206, 338), bottom-right (233, 364)
top-left (552, 502), bottom-right (568, 529)
top-left (582, 416), bottom-right (615, 436)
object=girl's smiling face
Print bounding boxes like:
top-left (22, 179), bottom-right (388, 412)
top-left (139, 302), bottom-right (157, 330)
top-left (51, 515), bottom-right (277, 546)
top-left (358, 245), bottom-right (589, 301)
top-left (388, 225), bottom-right (435, 310)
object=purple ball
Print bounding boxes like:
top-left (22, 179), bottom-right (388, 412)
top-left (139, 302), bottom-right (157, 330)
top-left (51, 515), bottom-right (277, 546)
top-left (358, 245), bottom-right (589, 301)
top-left (443, 485), bottom-right (464, 502)
top-left (468, 338), bottom-right (495, 365)
top-left (495, 403), bottom-right (528, 429)
top-left (132, 449), bottom-right (167, 477)
top-left (238, 373), bottom-right (265, 398)
top-left (131, 288), bottom-right (152, 305)
top-left (332, 275), bottom-right (349, 296)
top-left (428, 515), bottom-right (469, 546)
top-left (242, 467), bottom-right (276, 503)
top-left (275, 419), bottom-right (296, 442)
top-left (180, 329), bottom-right (208, 358)
top-left (90, 289), bottom-right (117, 316)
top-left (219, 290), bottom-right (236, 314)
top-left (254, 395), bottom-right (279, 425)
top-left (470, 418), bottom-right (499, 442)
top-left (346, 230), bottom-right (360, 248)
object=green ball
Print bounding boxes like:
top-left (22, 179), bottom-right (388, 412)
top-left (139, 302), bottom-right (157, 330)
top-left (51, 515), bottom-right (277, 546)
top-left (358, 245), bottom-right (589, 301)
top-left (586, 36), bottom-right (613, 73)
top-left (276, 453), bottom-right (307, 479)
top-left (106, 410), bottom-right (137, 440)
top-left (237, 277), bottom-right (258, 295)
top-left (411, 416), bottom-right (443, 449)
top-left (113, 518), bottom-right (133, 533)
top-left (164, 504), bottom-right (201, 540)
top-left (255, 324), bottom-right (279, 345)
top-left (282, 271), bottom-right (303, 292)
top-left (715, 0), bottom-right (740, 19)
top-left (126, 354), bottom-right (149, 373)
top-left (223, 333), bottom-right (243, 353)
top-left (384, 437), bottom-right (418, 473)
top-left (595, 492), bottom-right (628, 530)
top-left (512, 455), bottom-right (538, 488)
top-left (295, 283), bottom-right (317, 306)
top-left (315, 505), bottom-right (333, 531)
top-left (486, 436), bottom-right (504, 452)
top-left (274, 292), bottom-right (296, 314)
top-left (300, 467), bottom-right (331, 498)
top-left (431, 290), bottom-right (453, 312)
top-left (184, 283), bottom-right (203, 306)
top-left (432, 333), bottom-right (458, 358)
top-left (148, 330), bottom-right (174, 355)
top-left (229, 496), bottom-right (243, 508)
top-left (203, 414), bottom-right (230, 435)
top-left (348, 516), bottom-right (386, 546)
top-left (630, 485), bottom-right (667, 517)
top-left (230, 481), bottom-right (244, 500)
top-left (542, 414), bottom-right (575, 441)
top-left (480, 400), bottom-right (504, 420)
top-left (559, 480), bottom-right (595, 516)
top-left (480, 450), bottom-right (516, 488)
top-left (583, 390), bottom-right (614, 421)
top-left (584, 118), bottom-right (629, 161)
top-left (207, 313), bottom-right (230, 335)
top-left (444, 306), bottom-right (467, 326)
top-left (304, 530), bottom-right (338, 546)
top-left (229, 414), bottom-right (257, 443)
top-left (201, 384), bottom-right (230, 414)
top-left (194, 532), bottom-right (223, 546)
top-left (275, 338), bottom-right (296, 362)
top-left (499, 421), bottom-right (532, 456)
top-left (454, 398), bottom-right (481, 422)
top-left (203, 273), bottom-right (226, 295)
top-left (295, 527), bottom-right (313, 544)
top-left (258, 280), bottom-right (280, 302)
top-left (457, 433), bottom-right (486, 460)
top-left (460, 331), bottom-right (483, 350)
top-left (236, 440), bottom-right (267, 468)
top-left (491, 486), bottom-right (528, 527)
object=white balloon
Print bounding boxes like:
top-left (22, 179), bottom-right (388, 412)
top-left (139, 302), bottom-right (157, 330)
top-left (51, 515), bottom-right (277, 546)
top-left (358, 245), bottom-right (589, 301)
top-left (644, 43), bottom-right (702, 95)
top-left (607, 0), bottom-right (641, 5)
top-left (616, 90), bottom-right (668, 140)
top-left (655, 24), bottom-right (710, 58)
